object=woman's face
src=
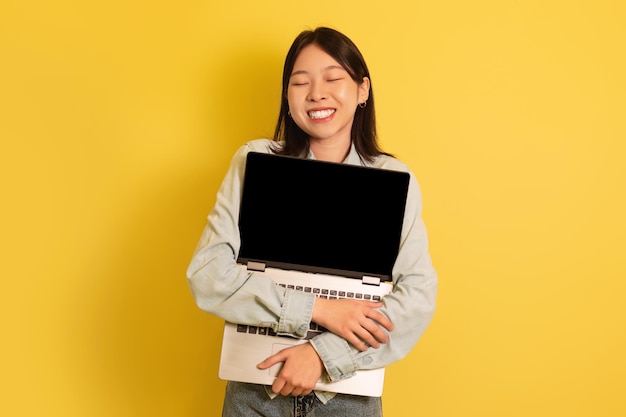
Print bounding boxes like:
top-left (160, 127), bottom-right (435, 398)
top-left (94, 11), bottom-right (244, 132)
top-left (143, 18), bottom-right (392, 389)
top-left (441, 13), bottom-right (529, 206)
top-left (287, 44), bottom-right (369, 148)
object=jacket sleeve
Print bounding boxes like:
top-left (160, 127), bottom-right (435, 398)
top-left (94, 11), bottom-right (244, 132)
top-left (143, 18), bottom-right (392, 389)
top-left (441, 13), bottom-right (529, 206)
top-left (309, 173), bottom-right (438, 381)
top-left (186, 143), bottom-right (315, 338)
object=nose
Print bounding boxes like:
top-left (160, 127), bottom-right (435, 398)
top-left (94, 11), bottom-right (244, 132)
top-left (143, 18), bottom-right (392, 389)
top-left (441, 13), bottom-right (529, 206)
top-left (307, 81), bottom-right (327, 102)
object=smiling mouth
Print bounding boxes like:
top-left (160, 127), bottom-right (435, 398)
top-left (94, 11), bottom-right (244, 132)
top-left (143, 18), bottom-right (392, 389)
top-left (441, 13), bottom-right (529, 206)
top-left (308, 109), bottom-right (335, 119)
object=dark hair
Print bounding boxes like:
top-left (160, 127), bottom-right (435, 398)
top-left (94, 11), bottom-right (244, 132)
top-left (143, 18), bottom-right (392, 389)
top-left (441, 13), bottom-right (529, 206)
top-left (272, 27), bottom-right (390, 162)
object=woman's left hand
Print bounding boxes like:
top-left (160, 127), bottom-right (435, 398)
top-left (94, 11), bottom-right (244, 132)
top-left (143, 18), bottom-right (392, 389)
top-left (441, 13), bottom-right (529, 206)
top-left (257, 343), bottom-right (323, 396)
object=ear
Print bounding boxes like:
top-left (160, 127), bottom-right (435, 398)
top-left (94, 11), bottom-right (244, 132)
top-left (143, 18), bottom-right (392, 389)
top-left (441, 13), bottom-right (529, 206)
top-left (358, 76), bottom-right (371, 103)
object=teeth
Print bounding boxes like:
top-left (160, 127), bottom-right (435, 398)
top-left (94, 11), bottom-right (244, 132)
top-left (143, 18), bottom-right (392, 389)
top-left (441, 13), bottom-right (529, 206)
top-left (308, 109), bottom-right (335, 119)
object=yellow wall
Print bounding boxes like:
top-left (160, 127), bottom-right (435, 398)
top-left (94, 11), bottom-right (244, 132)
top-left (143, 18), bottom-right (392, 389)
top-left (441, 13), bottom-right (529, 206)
top-left (2, 1), bottom-right (625, 416)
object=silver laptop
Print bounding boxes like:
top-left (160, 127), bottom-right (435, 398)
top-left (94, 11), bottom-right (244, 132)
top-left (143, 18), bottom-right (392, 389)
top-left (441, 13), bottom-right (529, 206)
top-left (218, 152), bottom-right (410, 397)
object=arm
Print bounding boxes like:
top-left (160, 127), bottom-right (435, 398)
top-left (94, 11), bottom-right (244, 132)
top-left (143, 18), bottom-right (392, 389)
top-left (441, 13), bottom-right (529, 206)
top-left (186, 141), bottom-right (315, 338)
top-left (256, 297), bottom-right (395, 396)
top-left (312, 297), bottom-right (394, 350)
top-left (257, 343), bottom-right (324, 397)
top-left (309, 173), bottom-right (438, 381)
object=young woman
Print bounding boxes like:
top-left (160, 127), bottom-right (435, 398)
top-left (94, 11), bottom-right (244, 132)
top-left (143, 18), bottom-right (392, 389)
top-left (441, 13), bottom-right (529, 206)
top-left (187, 27), bottom-right (437, 417)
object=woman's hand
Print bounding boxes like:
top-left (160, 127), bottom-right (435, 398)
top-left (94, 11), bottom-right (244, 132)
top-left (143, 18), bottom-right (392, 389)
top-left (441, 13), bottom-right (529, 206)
top-left (312, 298), bottom-right (394, 351)
top-left (257, 343), bottom-right (323, 396)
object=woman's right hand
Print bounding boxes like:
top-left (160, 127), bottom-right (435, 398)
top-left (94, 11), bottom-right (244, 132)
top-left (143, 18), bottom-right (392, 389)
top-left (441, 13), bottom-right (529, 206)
top-left (311, 297), bottom-right (394, 351)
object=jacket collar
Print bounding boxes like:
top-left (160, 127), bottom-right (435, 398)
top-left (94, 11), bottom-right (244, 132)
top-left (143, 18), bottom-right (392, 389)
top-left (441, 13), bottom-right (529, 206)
top-left (305, 142), bottom-right (365, 167)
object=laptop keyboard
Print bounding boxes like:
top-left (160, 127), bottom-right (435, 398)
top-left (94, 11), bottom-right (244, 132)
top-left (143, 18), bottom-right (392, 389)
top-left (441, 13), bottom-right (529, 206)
top-left (235, 283), bottom-right (382, 340)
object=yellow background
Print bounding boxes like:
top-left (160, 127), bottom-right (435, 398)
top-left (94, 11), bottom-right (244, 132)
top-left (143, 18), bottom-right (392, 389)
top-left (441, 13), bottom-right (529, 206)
top-left (2, 0), bottom-right (625, 416)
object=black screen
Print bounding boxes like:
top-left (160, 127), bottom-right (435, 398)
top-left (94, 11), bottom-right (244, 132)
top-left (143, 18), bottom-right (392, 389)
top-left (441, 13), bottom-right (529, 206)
top-left (237, 152), bottom-right (410, 281)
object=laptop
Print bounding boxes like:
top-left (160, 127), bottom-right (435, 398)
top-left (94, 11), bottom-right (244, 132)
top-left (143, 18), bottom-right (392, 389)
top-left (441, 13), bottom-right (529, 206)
top-left (218, 151), bottom-right (410, 397)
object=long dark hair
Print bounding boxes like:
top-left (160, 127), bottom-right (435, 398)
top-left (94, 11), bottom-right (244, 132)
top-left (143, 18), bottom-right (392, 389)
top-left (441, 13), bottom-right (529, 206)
top-left (272, 27), bottom-right (390, 162)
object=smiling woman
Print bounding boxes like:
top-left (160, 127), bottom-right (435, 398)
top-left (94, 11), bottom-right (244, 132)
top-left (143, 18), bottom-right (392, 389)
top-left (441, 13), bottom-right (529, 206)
top-left (286, 44), bottom-right (370, 162)
top-left (186, 26), bottom-right (438, 417)
top-left (272, 27), bottom-right (387, 163)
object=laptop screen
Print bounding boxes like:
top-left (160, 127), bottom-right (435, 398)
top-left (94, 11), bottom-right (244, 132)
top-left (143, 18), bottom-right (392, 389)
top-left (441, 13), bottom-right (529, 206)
top-left (237, 152), bottom-right (410, 282)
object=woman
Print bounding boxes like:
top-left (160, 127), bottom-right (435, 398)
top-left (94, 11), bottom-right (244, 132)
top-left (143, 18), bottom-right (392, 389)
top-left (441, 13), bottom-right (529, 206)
top-left (187, 27), bottom-right (437, 417)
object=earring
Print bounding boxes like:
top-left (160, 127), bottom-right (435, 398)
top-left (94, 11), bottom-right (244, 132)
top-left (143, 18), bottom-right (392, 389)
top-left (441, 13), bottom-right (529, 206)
top-left (288, 110), bottom-right (292, 118)
top-left (358, 101), bottom-right (367, 109)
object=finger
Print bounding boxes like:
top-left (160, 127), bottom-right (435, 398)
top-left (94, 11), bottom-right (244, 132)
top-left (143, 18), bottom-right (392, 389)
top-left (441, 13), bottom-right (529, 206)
top-left (346, 331), bottom-right (371, 351)
top-left (292, 387), bottom-right (313, 397)
top-left (358, 301), bottom-right (383, 312)
top-left (270, 377), bottom-right (284, 394)
top-left (355, 322), bottom-right (382, 349)
top-left (257, 351), bottom-right (285, 369)
top-left (280, 382), bottom-right (294, 397)
top-left (360, 319), bottom-right (388, 345)
top-left (367, 309), bottom-right (394, 332)
top-left (365, 301), bottom-right (384, 309)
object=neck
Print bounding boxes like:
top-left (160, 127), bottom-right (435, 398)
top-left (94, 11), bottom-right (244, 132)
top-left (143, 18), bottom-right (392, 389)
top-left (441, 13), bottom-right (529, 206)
top-left (309, 137), bottom-right (351, 163)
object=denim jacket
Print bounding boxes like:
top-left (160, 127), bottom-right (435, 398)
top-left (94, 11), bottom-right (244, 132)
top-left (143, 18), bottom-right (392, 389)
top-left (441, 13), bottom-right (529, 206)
top-left (187, 139), bottom-right (437, 402)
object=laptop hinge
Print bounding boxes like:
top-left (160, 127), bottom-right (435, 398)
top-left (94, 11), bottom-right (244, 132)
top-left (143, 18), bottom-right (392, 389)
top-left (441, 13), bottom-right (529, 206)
top-left (246, 261), bottom-right (266, 272)
top-left (362, 275), bottom-right (381, 286)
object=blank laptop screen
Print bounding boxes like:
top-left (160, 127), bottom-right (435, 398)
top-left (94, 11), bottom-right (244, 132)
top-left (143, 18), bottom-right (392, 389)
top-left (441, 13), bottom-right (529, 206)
top-left (237, 152), bottom-right (410, 281)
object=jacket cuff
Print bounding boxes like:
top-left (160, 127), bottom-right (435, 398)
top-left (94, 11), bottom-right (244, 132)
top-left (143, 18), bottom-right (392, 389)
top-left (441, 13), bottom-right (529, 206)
top-left (310, 332), bottom-right (357, 381)
top-left (277, 289), bottom-right (315, 338)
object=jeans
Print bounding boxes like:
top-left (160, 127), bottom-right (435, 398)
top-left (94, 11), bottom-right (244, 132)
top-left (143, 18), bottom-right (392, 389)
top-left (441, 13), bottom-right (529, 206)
top-left (222, 381), bottom-right (383, 417)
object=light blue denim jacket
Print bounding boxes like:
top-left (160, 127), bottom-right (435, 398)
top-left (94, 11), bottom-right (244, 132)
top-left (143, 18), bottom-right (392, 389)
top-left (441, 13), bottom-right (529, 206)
top-left (187, 139), bottom-right (437, 402)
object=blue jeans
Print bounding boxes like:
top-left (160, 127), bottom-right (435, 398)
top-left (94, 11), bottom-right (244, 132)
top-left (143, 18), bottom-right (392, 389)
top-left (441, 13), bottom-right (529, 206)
top-left (222, 382), bottom-right (383, 417)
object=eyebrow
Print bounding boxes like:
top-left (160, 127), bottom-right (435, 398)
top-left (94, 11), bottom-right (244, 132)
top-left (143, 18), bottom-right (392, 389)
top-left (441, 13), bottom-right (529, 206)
top-left (290, 65), bottom-right (346, 77)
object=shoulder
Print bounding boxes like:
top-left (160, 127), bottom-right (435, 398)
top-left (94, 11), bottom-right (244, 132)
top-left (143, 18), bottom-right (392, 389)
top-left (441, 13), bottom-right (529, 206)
top-left (242, 138), bottom-right (281, 154)
top-left (228, 139), bottom-right (281, 165)
top-left (370, 154), bottom-right (412, 174)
